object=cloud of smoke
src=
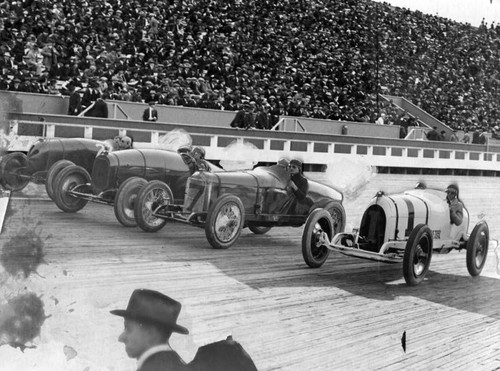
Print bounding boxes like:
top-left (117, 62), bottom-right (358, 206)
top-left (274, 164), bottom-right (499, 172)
top-left (219, 140), bottom-right (259, 171)
top-left (307, 157), bottom-right (376, 199)
top-left (158, 129), bottom-right (192, 151)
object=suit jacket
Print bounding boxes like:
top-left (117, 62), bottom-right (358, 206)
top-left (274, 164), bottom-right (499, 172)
top-left (138, 350), bottom-right (187, 371)
top-left (143, 106), bottom-right (158, 121)
top-left (68, 91), bottom-right (82, 115)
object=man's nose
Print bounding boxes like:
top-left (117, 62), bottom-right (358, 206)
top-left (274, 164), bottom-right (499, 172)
top-left (118, 331), bottom-right (126, 343)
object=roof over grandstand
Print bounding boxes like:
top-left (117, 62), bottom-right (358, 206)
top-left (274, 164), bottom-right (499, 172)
top-left (373, 0), bottom-right (500, 27)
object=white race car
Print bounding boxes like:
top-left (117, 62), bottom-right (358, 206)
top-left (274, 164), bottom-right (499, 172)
top-left (301, 183), bottom-right (491, 286)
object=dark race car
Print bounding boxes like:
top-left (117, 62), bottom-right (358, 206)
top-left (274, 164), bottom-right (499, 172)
top-left (301, 183), bottom-right (494, 286)
top-left (133, 164), bottom-right (346, 249)
top-left (52, 148), bottom-right (222, 227)
top-left (0, 137), bottom-right (126, 194)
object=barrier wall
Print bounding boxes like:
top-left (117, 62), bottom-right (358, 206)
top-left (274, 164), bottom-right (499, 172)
top-left (7, 112), bottom-right (500, 174)
top-left (0, 91), bottom-right (401, 138)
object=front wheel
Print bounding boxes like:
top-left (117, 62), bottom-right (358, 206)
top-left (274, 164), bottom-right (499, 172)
top-left (45, 160), bottom-right (74, 200)
top-left (466, 220), bottom-right (489, 276)
top-left (247, 225), bottom-right (272, 235)
top-left (114, 177), bottom-right (148, 227)
top-left (403, 224), bottom-right (433, 286)
top-left (205, 194), bottom-right (245, 249)
top-left (0, 152), bottom-right (30, 191)
top-left (302, 209), bottom-right (333, 268)
top-left (134, 180), bottom-right (172, 232)
top-left (53, 165), bottom-right (90, 212)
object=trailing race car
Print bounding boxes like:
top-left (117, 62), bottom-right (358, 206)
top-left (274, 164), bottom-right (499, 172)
top-left (133, 164), bottom-right (346, 249)
top-left (0, 137), bottom-right (129, 194)
top-left (301, 183), bottom-right (491, 286)
top-left (51, 148), bottom-right (222, 227)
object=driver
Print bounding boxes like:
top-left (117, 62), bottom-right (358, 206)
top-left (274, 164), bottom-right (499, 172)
top-left (191, 147), bottom-right (211, 172)
top-left (445, 184), bottom-right (463, 226)
top-left (287, 159), bottom-right (313, 214)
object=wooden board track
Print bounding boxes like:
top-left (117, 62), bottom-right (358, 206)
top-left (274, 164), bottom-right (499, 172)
top-left (1, 174), bottom-right (500, 370)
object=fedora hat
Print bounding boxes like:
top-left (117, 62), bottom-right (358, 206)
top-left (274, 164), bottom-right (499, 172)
top-left (111, 289), bottom-right (189, 335)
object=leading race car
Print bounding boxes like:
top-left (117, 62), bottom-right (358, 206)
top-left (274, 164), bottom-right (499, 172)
top-left (133, 164), bottom-right (346, 249)
top-left (301, 183), bottom-right (491, 286)
top-left (0, 137), bottom-right (129, 194)
top-left (51, 148), bottom-right (222, 227)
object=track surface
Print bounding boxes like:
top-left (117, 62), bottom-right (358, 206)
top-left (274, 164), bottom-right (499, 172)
top-left (1, 174), bottom-right (500, 370)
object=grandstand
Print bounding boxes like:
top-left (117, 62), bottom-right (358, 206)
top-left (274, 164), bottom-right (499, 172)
top-left (1, 0), bottom-right (500, 135)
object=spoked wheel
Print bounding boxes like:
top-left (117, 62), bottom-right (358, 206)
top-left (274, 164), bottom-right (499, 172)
top-left (466, 220), bottom-right (489, 277)
top-left (403, 224), bottom-right (433, 286)
top-left (53, 165), bottom-right (90, 212)
top-left (205, 194), bottom-right (245, 249)
top-left (0, 152), bottom-right (30, 191)
top-left (247, 225), bottom-right (272, 235)
top-left (45, 160), bottom-right (74, 200)
top-left (114, 177), bottom-right (148, 227)
top-left (323, 201), bottom-right (346, 234)
top-left (301, 209), bottom-right (333, 268)
top-left (134, 180), bottom-right (172, 232)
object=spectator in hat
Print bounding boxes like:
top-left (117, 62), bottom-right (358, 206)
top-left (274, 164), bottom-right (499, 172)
top-left (111, 289), bottom-right (188, 371)
top-left (67, 84), bottom-right (82, 115)
top-left (229, 102), bottom-right (255, 129)
top-left (254, 104), bottom-right (271, 130)
top-left (143, 99), bottom-right (158, 122)
top-left (81, 80), bottom-right (102, 110)
top-left (84, 97), bottom-right (108, 118)
top-left (426, 126), bottom-right (440, 141)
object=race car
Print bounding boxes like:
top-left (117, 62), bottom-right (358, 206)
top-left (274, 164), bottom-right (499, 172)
top-left (0, 137), bottom-right (127, 193)
top-left (51, 148), bottom-right (222, 227)
top-left (133, 164), bottom-right (346, 249)
top-left (301, 183), bottom-right (490, 286)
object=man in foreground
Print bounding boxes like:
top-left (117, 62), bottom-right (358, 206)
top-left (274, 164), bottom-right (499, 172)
top-left (111, 289), bottom-right (189, 371)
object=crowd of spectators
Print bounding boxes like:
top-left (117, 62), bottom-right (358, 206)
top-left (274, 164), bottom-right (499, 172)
top-left (1, 0), bottom-right (500, 134)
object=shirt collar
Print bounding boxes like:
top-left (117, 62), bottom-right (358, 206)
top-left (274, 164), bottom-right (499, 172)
top-left (137, 344), bottom-right (172, 370)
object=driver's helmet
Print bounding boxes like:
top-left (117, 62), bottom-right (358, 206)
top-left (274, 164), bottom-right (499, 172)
top-left (177, 145), bottom-right (192, 154)
top-left (192, 146), bottom-right (206, 159)
top-left (446, 184), bottom-right (459, 197)
top-left (120, 136), bottom-right (133, 150)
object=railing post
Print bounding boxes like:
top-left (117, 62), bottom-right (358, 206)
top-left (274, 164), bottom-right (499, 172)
top-left (84, 126), bottom-right (93, 139)
top-left (46, 124), bottom-right (56, 138)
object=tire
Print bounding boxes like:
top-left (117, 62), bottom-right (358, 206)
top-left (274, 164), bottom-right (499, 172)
top-left (403, 224), bottom-right (433, 286)
top-left (205, 194), bottom-right (245, 249)
top-left (323, 201), bottom-right (346, 234)
top-left (247, 225), bottom-right (272, 235)
top-left (301, 209), bottom-right (333, 268)
top-left (45, 160), bottom-right (74, 200)
top-left (53, 165), bottom-right (90, 213)
top-left (466, 220), bottom-right (489, 277)
top-left (0, 152), bottom-right (30, 191)
top-left (134, 180), bottom-right (172, 232)
top-left (114, 177), bottom-right (148, 227)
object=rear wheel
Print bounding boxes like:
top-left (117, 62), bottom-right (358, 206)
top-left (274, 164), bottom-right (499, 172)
top-left (466, 221), bottom-right (489, 276)
top-left (134, 180), bottom-right (172, 232)
top-left (302, 209), bottom-right (333, 268)
top-left (45, 160), bottom-right (74, 200)
top-left (247, 225), bottom-right (272, 235)
top-left (53, 165), bottom-right (90, 212)
top-left (323, 201), bottom-right (346, 234)
top-left (114, 177), bottom-right (148, 227)
top-left (403, 224), bottom-right (433, 286)
top-left (0, 152), bottom-right (30, 191)
top-left (205, 194), bottom-right (245, 249)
